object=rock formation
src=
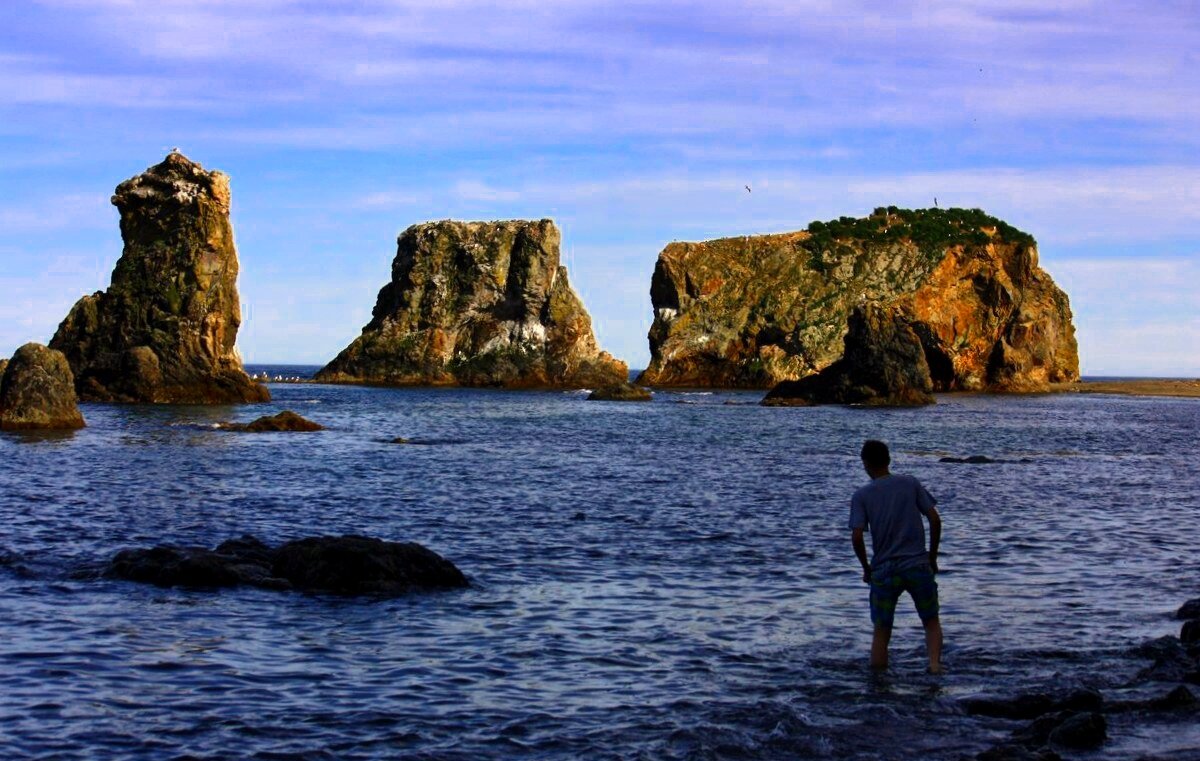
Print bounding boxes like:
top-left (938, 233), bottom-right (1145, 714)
top-left (218, 410), bottom-right (324, 432)
top-left (588, 382), bottom-right (653, 402)
top-left (0, 359), bottom-right (8, 378)
top-left (49, 153), bottom-right (269, 404)
top-left (106, 535), bottom-right (469, 597)
top-left (316, 219), bottom-right (627, 388)
top-left (762, 304), bottom-right (935, 406)
top-left (639, 207), bottom-right (1079, 392)
top-left (0, 343), bottom-right (86, 430)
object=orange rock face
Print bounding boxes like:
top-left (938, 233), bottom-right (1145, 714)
top-left (639, 208), bottom-right (1079, 392)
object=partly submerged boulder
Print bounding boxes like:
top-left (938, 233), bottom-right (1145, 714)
top-left (219, 410), bottom-right (324, 432)
top-left (639, 207), bottom-right (1078, 392)
top-left (588, 382), bottom-right (653, 402)
top-left (316, 219), bottom-right (627, 389)
top-left (106, 534), bottom-right (468, 597)
top-left (49, 152), bottom-right (269, 404)
top-left (0, 343), bottom-right (86, 430)
top-left (762, 304), bottom-right (935, 407)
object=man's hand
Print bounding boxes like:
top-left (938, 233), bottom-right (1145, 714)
top-left (862, 567), bottom-right (872, 584)
top-left (930, 557), bottom-right (939, 575)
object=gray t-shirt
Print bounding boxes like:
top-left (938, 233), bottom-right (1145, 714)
top-left (849, 474), bottom-right (937, 573)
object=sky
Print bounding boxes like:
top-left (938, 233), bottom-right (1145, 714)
top-left (1, 0), bottom-right (1197, 375)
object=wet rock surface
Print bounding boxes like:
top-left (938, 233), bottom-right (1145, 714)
top-left (761, 304), bottom-right (935, 407)
top-left (49, 153), bottom-right (269, 404)
top-left (0, 343), bottom-right (86, 430)
top-left (588, 382), bottom-right (653, 401)
top-left (106, 534), bottom-right (468, 596)
top-left (219, 410), bottom-right (324, 432)
top-left (317, 219), bottom-right (627, 389)
top-left (640, 207), bottom-right (1078, 391)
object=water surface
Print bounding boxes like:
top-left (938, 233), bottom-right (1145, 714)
top-left (1, 374), bottom-right (1197, 759)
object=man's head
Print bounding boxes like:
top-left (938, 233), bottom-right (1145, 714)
top-left (861, 439), bottom-right (891, 477)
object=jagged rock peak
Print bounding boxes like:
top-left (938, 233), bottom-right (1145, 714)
top-left (113, 151), bottom-right (232, 213)
top-left (639, 207), bottom-right (1078, 393)
top-left (317, 219), bottom-right (627, 388)
top-left (49, 153), bottom-right (269, 404)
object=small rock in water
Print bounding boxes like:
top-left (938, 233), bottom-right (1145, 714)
top-left (219, 410), bottom-right (324, 432)
top-left (1149, 685), bottom-right (1196, 710)
top-left (0, 343), bottom-right (86, 431)
top-left (572, 511), bottom-right (586, 521)
top-left (1047, 711), bottom-right (1106, 750)
top-left (390, 437), bottom-right (410, 444)
top-left (587, 382), bottom-right (652, 402)
top-left (941, 455), bottom-right (997, 464)
top-left (106, 534), bottom-right (468, 597)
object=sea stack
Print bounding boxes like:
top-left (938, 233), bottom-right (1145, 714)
top-left (639, 207), bottom-right (1079, 393)
top-left (317, 219), bottom-right (627, 388)
top-left (49, 153), bottom-right (268, 404)
top-left (0, 343), bottom-right (86, 430)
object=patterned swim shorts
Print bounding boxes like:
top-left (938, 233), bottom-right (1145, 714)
top-left (869, 563), bottom-right (939, 628)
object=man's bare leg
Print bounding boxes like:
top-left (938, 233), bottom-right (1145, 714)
top-left (923, 617), bottom-right (943, 674)
top-left (870, 626), bottom-right (892, 669)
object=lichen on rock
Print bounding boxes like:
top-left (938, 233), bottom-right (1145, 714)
top-left (639, 207), bottom-right (1079, 392)
top-left (49, 153), bottom-right (269, 404)
top-left (0, 343), bottom-right (86, 430)
top-left (317, 219), bottom-right (627, 388)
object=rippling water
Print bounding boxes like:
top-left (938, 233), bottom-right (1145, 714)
top-left (1, 368), bottom-right (1197, 760)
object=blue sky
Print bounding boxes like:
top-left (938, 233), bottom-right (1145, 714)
top-left (2, 1), bottom-right (1197, 375)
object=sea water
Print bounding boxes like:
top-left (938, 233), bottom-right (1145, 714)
top-left (1, 369), bottom-right (1197, 759)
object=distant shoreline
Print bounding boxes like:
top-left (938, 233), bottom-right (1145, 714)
top-left (1053, 379), bottom-right (1200, 398)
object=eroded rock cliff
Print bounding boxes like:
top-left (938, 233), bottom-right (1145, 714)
top-left (316, 219), bottom-right (627, 388)
top-left (50, 153), bottom-right (269, 404)
top-left (639, 207), bottom-right (1079, 392)
top-left (762, 304), bottom-right (935, 407)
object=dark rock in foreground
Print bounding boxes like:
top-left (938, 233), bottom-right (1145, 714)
top-left (1046, 712), bottom-right (1106, 750)
top-left (107, 534), bottom-right (468, 597)
top-left (1178, 598), bottom-right (1200, 620)
top-left (0, 343), bottom-right (86, 431)
top-left (49, 153), bottom-right (269, 404)
top-left (219, 410), bottom-right (324, 432)
top-left (316, 219), bottom-right (627, 389)
top-left (762, 304), bottom-right (935, 407)
top-left (588, 382), bottom-right (653, 402)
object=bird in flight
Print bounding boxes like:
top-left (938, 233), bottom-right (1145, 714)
top-left (745, 185), bottom-right (752, 194)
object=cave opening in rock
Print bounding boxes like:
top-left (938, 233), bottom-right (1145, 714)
top-left (910, 323), bottom-right (956, 391)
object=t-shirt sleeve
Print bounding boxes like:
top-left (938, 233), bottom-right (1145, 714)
top-left (849, 492), bottom-right (867, 530)
top-left (914, 478), bottom-right (937, 516)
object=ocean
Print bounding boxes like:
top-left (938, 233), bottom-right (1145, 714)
top-left (1, 367), bottom-right (1197, 759)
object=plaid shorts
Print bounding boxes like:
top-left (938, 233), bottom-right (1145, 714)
top-left (869, 562), bottom-right (939, 628)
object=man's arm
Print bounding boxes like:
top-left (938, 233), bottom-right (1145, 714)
top-left (927, 506), bottom-right (941, 574)
top-left (852, 528), bottom-right (871, 583)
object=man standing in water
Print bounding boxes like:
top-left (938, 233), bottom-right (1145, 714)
top-left (850, 440), bottom-right (943, 673)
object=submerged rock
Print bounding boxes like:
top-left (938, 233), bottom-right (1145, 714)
top-left (761, 304), bottom-right (935, 407)
top-left (49, 153), bottom-right (269, 404)
top-left (106, 534), bottom-right (468, 597)
top-left (588, 382), bottom-right (653, 402)
top-left (639, 207), bottom-right (1078, 392)
top-left (219, 410), bottom-right (324, 432)
top-left (1046, 712), bottom-right (1106, 750)
top-left (0, 343), bottom-right (86, 430)
top-left (316, 219), bottom-right (627, 389)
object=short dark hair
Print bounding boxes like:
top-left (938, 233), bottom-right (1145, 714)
top-left (861, 439), bottom-right (890, 468)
